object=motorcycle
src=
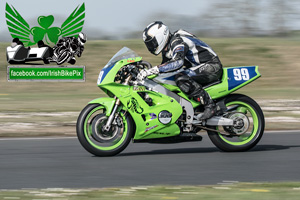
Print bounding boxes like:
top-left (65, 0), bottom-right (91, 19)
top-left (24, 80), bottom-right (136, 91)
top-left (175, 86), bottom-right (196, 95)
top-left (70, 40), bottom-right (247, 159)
top-left (6, 41), bottom-right (51, 64)
top-left (52, 40), bottom-right (79, 65)
top-left (77, 47), bottom-right (265, 156)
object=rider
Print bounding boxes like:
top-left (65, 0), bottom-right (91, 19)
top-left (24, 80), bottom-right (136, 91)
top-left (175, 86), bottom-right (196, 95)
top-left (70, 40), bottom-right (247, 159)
top-left (53, 32), bottom-right (87, 64)
top-left (12, 38), bottom-right (24, 46)
top-left (138, 21), bottom-right (223, 120)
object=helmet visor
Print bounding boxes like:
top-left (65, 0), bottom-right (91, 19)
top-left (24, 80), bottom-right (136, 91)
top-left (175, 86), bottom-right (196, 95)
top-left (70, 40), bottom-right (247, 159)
top-left (144, 37), bottom-right (158, 54)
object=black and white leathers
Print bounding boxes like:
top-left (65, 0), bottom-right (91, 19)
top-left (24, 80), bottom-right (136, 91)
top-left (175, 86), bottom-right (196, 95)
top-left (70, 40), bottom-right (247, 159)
top-left (158, 29), bottom-right (222, 85)
top-left (157, 29), bottom-right (223, 120)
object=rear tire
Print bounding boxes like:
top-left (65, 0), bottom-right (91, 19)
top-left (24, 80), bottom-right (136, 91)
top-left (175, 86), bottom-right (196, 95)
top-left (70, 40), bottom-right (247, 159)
top-left (77, 104), bottom-right (134, 156)
top-left (208, 94), bottom-right (265, 152)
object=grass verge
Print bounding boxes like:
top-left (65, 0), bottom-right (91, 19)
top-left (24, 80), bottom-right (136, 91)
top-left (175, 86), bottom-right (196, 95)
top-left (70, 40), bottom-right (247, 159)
top-left (1, 182), bottom-right (300, 200)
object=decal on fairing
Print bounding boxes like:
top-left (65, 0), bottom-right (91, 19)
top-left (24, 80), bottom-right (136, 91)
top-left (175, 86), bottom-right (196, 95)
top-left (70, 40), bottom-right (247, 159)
top-left (127, 59), bottom-right (135, 63)
top-left (227, 66), bottom-right (257, 90)
top-left (127, 97), bottom-right (144, 114)
top-left (158, 110), bottom-right (172, 124)
top-left (149, 113), bottom-right (157, 120)
top-left (144, 125), bottom-right (158, 133)
top-left (133, 86), bottom-right (146, 91)
top-left (97, 64), bottom-right (114, 84)
top-left (152, 132), bottom-right (171, 136)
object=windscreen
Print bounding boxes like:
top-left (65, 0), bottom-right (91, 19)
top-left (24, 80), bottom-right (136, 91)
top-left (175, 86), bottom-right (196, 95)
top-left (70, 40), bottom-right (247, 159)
top-left (103, 47), bottom-right (139, 69)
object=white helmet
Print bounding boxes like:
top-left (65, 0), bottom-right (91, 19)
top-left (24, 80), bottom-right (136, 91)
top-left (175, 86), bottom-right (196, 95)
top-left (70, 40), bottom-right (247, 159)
top-left (143, 21), bottom-right (170, 55)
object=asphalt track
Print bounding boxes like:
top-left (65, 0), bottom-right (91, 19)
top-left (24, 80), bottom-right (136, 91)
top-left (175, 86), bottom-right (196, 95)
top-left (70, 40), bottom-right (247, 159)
top-left (0, 131), bottom-right (300, 189)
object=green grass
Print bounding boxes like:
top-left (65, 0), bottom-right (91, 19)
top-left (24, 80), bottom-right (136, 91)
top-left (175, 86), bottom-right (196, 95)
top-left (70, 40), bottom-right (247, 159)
top-left (1, 182), bottom-right (300, 199)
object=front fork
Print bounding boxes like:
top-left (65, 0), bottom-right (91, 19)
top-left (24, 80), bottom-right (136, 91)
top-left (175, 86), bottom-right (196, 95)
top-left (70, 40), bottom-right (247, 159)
top-left (102, 75), bottom-right (131, 132)
top-left (103, 98), bottom-right (121, 132)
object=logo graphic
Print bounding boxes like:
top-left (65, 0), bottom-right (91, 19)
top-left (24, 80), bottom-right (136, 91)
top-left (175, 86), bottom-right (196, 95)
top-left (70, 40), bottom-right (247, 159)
top-left (144, 125), bottom-right (158, 133)
top-left (5, 3), bottom-right (85, 46)
top-left (149, 113), bottom-right (157, 120)
top-left (127, 97), bottom-right (144, 114)
top-left (158, 110), bottom-right (172, 124)
top-left (133, 86), bottom-right (146, 91)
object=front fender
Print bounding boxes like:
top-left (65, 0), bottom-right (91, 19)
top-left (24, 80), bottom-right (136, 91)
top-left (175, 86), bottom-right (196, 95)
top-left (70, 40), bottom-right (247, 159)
top-left (88, 97), bottom-right (116, 116)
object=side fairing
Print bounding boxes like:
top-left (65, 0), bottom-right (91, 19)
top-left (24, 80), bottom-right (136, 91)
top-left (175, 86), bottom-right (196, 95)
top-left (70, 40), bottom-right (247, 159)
top-left (99, 83), bottom-right (183, 140)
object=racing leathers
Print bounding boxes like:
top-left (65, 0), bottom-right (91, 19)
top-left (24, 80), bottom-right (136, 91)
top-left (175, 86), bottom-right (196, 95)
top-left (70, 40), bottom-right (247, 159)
top-left (158, 30), bottom-right (223, 119)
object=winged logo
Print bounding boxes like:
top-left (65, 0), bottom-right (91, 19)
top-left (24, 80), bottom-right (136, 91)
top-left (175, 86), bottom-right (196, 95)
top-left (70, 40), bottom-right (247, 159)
top-left (5, 3), bottom-right (85, 47)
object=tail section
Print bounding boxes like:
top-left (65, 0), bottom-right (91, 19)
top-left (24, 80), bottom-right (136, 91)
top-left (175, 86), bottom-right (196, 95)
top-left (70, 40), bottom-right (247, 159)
top-left (206, 66), bottom-right (261, 99)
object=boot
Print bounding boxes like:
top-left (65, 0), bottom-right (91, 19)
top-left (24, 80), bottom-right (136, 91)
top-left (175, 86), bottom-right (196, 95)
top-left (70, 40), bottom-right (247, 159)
top-left (190, 88), bottom-right (217, 120)
top-left (200, 99), bottom-right (217, 120)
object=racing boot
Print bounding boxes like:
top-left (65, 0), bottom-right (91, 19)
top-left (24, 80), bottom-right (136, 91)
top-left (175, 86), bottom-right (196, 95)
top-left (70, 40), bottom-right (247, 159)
top-left (190, 88), bottom-right (217, 120)
top-left (201, 99), bottom-right (217, 120)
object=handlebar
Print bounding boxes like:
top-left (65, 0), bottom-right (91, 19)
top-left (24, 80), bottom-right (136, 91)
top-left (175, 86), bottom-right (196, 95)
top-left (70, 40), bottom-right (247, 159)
top-left (137, 61), bottom-right (152, 69)
top-left (115, 60), bottom-right (152, 84)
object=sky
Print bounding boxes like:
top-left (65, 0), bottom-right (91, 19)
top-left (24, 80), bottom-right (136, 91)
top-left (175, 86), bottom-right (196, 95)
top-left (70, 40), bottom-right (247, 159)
top-left (1, 0), bottom-right (300, 42)
top-left (0, 0), bottom-right (211, 41)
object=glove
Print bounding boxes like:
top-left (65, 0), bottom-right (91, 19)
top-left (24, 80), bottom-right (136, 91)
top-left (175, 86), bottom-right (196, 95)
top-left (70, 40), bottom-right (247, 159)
top-left (137, 66), bottom-right (159, 81)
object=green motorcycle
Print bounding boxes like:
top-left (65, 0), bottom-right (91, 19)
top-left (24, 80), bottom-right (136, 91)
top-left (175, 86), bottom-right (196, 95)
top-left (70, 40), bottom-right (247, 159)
top-left (77, 47), bottom-right (265, 156)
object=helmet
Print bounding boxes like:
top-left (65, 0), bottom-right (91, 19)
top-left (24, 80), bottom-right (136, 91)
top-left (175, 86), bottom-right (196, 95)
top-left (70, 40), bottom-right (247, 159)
top-left (143, 21), bottom-right (170, 55)
top-left (78, 32), bottom-right (87, 44)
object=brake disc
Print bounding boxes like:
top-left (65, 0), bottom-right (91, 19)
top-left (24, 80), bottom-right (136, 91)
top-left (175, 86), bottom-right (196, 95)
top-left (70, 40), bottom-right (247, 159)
top-left (92, 115), bottom-right (120, 143)
top-left (224, 112), bottom-right (250, 135)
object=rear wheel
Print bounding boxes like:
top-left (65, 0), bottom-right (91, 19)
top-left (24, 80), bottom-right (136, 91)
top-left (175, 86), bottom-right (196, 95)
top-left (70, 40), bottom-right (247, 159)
top-left (77, 104), bottom-right (133, 156)
top-left (208, 94), bottom-right (265, 152)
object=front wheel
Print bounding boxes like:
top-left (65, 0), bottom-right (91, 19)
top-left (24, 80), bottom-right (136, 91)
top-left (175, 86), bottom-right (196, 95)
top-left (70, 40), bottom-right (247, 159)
top-left (208, 94), bottom-right (265, 152)
top-left (77, 104), bottom-right (134, 156)
top-left (55, 50), bottom-right (71, 65)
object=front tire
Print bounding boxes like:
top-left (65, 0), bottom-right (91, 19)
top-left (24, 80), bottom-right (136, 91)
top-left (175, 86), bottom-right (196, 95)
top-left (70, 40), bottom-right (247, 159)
top-left (208, 94), bottom-right (265, 152)
top-left (56, 51), bottom-right (71, 65)
top-left (77, 104), bottom-right (133, 156)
